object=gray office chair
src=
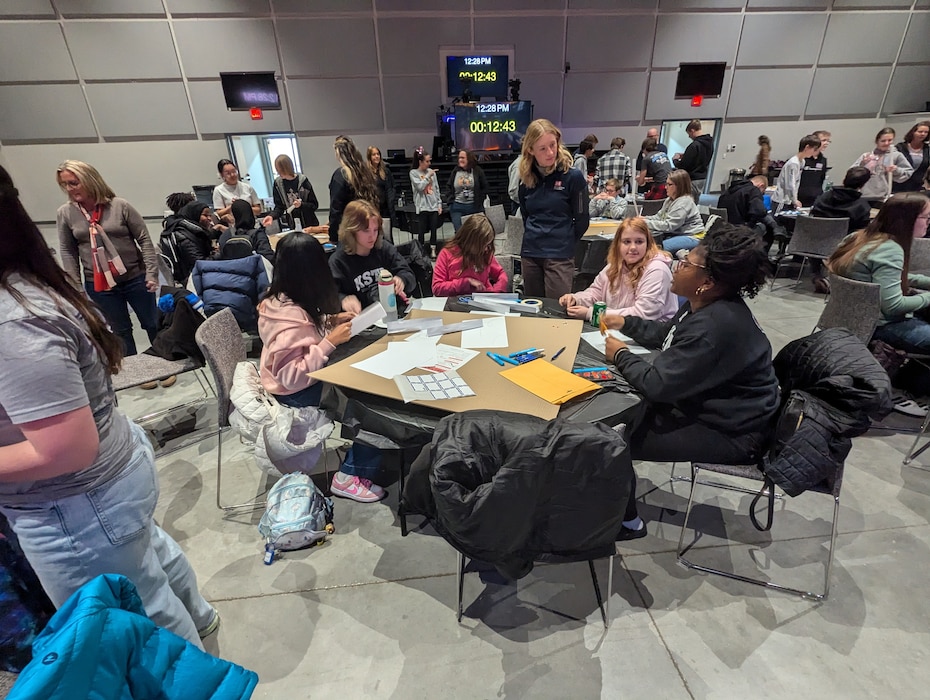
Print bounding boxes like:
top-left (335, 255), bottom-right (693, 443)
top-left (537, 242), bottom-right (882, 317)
top-left (676, 459), bottom-right (845, 601)
top-left (483, 204), bottom-right (507, 235)
top-left (194, 308), bottom-right (264, 512)
top-left (813, 274), bottom-right (881, 344)
top-left (910, 236), bottom-right (930, 276)
top-left (501, 215), bottom-right (524, 256)
top-left (771, 216), bottom-right (849, 290)
top-left (639, 198), bottom-right (666, 217)
top-left (708, 206), bottom-right (728, 222)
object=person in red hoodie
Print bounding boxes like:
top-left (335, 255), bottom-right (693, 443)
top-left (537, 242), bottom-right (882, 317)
top-left (431, 214), bottom-right (508, 296)
top-left (257, 232), bottom-right (386, 504)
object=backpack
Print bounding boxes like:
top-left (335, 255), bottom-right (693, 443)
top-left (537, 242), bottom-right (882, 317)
top-left (396, 240), bottom-right (434, 298)
top-left (258, 473), bottom-right (335, 564)
top-left (159, 218), bottom-right (193, 284)
top-left (220, 230), bottom-right (257, 260)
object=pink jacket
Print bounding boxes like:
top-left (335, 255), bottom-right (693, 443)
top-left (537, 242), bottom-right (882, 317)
top-left (258, 295), bottom-right (335, 396)
top-left (572, 254), bottom-right (677, 321)
top-left (431, 246), bottom-right (509, 296)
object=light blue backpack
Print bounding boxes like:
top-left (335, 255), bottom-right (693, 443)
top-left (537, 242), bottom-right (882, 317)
top-left (258, 473), bottom-right (334, 564)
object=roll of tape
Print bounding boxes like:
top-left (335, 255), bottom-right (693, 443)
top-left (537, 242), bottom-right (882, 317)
top-left (519, 299), bottom-right (542, 307)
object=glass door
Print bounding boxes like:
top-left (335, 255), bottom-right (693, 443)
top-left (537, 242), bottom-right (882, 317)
top-left (226, 133), bottom-right (300, 208)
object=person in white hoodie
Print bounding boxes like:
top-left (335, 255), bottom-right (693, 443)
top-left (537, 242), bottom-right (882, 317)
top-left (560, 217), bottom-right (677, 322)
top-left (852, 127), bottom-right (915, 205)
top-left (257, 232), bottom-right (386, 504)
top-left (643, 170), bottom-right (705, 256)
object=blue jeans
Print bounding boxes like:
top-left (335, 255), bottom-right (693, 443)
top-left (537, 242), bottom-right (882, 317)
top-left (85, 274), bottom-right (157, 356)
top-left (0, 423), bottom-right (214, 648)
top-left (873, 318), bottom-right (930, 354)
top-left (662, 235), bottom-right (702, 256)
top-left (450, 201), bottom-right (482, 231)
top-left (274, 385), bottom-right (383, 481)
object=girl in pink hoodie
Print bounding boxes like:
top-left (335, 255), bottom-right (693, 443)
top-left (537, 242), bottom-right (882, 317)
top-left (258, 232), bottom-right (385, 503)
top-left (431, 213), bottom-right (508, 296)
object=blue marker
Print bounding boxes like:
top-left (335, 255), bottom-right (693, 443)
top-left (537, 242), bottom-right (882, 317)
top-left (496, 353), bottom-right (519, 366)
top-left (508, 347), bottom-right (536, 358)
top-left (573, 366), bottom-right (609, 373)
top-left (486, 352), bottom-right (504, 366)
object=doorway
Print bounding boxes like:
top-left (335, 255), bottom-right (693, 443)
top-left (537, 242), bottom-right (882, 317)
top-left (226, 133), bottom-right (301, 206)
top-left (659, 119), bottom-right (722, 195)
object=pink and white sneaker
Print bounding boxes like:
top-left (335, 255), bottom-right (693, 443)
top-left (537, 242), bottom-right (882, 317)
top-left (330, 472), bottom-right (386, 503)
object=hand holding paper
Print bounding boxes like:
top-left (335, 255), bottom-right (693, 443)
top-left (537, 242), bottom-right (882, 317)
top-left (350, 302), bottom-right (387, 336)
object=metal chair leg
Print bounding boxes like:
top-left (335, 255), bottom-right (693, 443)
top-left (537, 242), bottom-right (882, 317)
top-left (903, 408), bottom-right (930, 466)
top-left (456, 551), bottom-right (465, 623)
top-left (588, 559), bottom-right (607, 628)
top-left (398, 450), bottom-right (408, 537)
top-left (215, 426), bottom-right (265, 512)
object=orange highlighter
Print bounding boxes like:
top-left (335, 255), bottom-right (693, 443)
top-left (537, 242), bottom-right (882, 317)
top-left (599, 315), bottom-right (608, 337)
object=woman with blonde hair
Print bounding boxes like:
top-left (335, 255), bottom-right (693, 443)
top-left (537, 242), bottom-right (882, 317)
top-left (560, 217), bottom-right (676, 322)
top-left (645, 169), bottom-right (705, 256)
top-left (431, 213), bottom-right (508, 296)
top-left (518, 118), bottom-right (589, 298)
top-left (367, 146), bottom-right (396, 241)
top-left (328, 136), bottom-right (380, 242)
top-left (328, 200), bottom-right (415, 314)
top-left (827, 192), bottom-right (930, 352)
top-left (56, 160), bottom-right (158, 357)
top-left (261, 153), bottom-right (322, 234)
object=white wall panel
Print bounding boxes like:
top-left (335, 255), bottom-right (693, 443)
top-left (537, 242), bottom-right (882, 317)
top-left (172, 19), bottom-right (279, 78)
top-left (66, 21), bottom-right (181, 80)
top-left (566, 16), bottom-right (655, 71)
top-left (517, 73), bottom-right (564, 125)
top-left (563, 72), bottom-right (647, 124)
top-left (898, 13), bottom-right (930, 64)
top-left (882, 65), bottom-right (930, 115)
top-left (736, 14), bottom-right (827, 67)
top-left (0, 0), bottom-right (54, 17)
top-left (819, 13), bottom-right (908, 65)
top-left (726, 68), bottom-right (811, 118)
top-left (0, 85), bottom-right (96, 141)
top-left (378, 17), bottom-right (471, 75)
top-left (86, 82), bottom-right (195, 138)
top-left (0, 23), bottom-right (76, 82)
top-left (646, 69), bottom-right (732, 120)
top-left (806, 66), bottom-right (892, 116)
top-left (474, 16), bottom-right (564, 73)
top-left (277, 19), bottom-right (377, 77)
top-left (383, 76), bottom-right (443, 130)
top-left (164, 0), bottom-right (270, 16)
top-left (288, 78), bottom-right (383, 133)
top-left (55, 0), bottom-right (165, 16)
top-left (652, 14), bottom-right (742, 69)
top-left (188, 80), bottom-right (291, 135)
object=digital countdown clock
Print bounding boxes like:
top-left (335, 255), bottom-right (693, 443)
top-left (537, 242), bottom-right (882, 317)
top-left (453, 101), bottom-right (533, 153)
top-left (446, 55), bottom-right (509, 99)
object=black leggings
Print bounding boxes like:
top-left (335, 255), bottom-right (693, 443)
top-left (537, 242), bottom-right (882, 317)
top-left (417, 211), bottom-right (440, 247)
top-left (624, 407), bottom-right (768, 520)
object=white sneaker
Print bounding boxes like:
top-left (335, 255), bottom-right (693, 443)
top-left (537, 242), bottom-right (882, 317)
top-left (892, 394), bottom-right (929, 417)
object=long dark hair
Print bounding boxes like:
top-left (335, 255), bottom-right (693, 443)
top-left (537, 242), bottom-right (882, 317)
top-left (264, 232), bottom-right (340, 327)
top-left (334, 136), bottom-right (379, 207)
top-left (0, 165), bottom-right (123, 374)
top-left (445, 214), bottom-right (495, 273)
top-left (700, 224), bottom-right (774, 299)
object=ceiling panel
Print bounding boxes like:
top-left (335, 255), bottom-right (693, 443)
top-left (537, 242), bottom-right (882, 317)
top-left (652, 14), bottom-right (742, 68)
top-left (288, 78), bottom-right (383, 133)
top-left (474, 0), bottom-right (565, 8)
top-left (726, 68), bottom-right (811, 118)
top-left (819, 13), bottom-right (908, 65)
top-left (569, 0), bottom-right (657, 8)
top-left (273, 0), bottom-right (371, 10)
top-left (0, 22), bottom-right (76, 82)
top-left (277, 18), bottom-right (377, 77)
top-left (86, 82), bottom-right (195, 138)
top-left (0, 0), bottom-right (55, 17)
top-left (65, 21), bottom-right (181, 80)
top-left (188, 80), bottom-right (291, 134)
top-left (806, 66), bottom-right (892, 116)
top-left (882, 65), bottom-right (930, 115)
top-left (173, 19), bottom-right (279, 78)
top-left (383, 76), bottom-right (442, 130)
top-left (376, 0), bottom-right (463, 9)
top-left (832, 0), bottom-right (911, 7)
top-left (646, 68), bottom-right (733, 120)
top-left (0, 84), bottom-right (96, 141)
top-left (659, 0), bottom-right (745, 8)
top-left (474, 16), bottom-right (564, 73)
top-left (746, 0), bottom-right (828, 7)
top-left (566, 16), bottom-right (656, 71)
top-left (898, 13), bottom-right (930, 63)
top-left (378, 17), bottom-right (471, 75)
top-left (563, 72), bottom-right (647, 124)
top-left (55, 0), bottom-right (165, 16)
top-left (736, 13), bottom-right (827, 67)
top-left (164, 0), bottom-right (270, 15)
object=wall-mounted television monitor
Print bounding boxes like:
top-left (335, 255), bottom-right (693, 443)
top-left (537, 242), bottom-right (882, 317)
top-left (453, 101), bottom-right (533, 153)
top-left (446, 55), bottom-right (509, 100)
top-left (220, 72), bottom-right (281, 111)
top-left (674, 62), bottom-right (726, 99)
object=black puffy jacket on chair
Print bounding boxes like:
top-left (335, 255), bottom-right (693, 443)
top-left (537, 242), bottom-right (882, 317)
top-left (763, 328), bottom-right (893, 496)
top-left (402, 410), bottom-right (633, 580)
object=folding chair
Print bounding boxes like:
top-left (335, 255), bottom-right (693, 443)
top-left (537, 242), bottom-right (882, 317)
top-left (771, 216), bottom-right (849, 290)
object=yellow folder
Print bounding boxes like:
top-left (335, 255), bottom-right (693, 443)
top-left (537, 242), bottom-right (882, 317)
top-left (500, 360), bottom-right (601, 405)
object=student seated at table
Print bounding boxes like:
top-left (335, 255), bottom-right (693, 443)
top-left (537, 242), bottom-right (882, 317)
top-left (258, 232), bottom-right (388, 503)
top-left (826, 192), bottom-right (930, 353)
top-left (431, 213), bottom-right (508, 296)
top-left (643, 170), bottom-right (704, 255)
top-left (329, 199), bottom-right (416, 314)
top-left (588, 179), bottom-right (627, 220)
top-left (217, 199), bottom-right (275, 264)
top-left (604, 225), bottom-right (780, 539)
top-left (559, 217), bottom-right (676, 322)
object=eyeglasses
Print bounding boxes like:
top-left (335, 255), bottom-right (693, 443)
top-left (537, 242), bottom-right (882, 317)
top-left (671, 257), bottom-right (707, 273)
top-left (61, 179), bottom-right (81, 188)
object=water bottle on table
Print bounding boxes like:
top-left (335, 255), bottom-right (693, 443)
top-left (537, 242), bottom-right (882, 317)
top-left (378, 270), bottom-right (398, 321)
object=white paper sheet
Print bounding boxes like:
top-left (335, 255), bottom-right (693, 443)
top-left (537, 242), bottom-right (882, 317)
top-left (417, 344), bottom-right (479, 373)
top-left (580, 329), bottom-right (650, 354)
top-left (350, 341), bottom-right (438, 379)
top-left (460, 315), bottom-right (509, 349)
top-left (404, 329), bottom-right (442, 345)
top-left (469, 310), bottom-right (519, 317)
top-left (409, 296), bottom-right (448, 311)
top-left (394, 370), bottom-right (475, 403)
top-left (350, 302), bottom-right (386, 336)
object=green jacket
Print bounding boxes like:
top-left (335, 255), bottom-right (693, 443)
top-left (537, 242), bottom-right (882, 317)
top-left (842, 237), bottom-right (930, 324)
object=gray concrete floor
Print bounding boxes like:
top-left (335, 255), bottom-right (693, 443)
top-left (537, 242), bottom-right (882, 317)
top-left (112, 279), bottom-right (930, 700)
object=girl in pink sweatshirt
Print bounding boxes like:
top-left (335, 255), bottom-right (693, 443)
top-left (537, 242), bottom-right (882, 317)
top-left (258, 232), bottom-right (385, 503)
top-left (431, 214), bottom-right (508, 296)
top-left (559, 216), bottom-right (677, 321)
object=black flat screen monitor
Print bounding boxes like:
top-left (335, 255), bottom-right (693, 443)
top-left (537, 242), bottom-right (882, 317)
top-left (674, 62), bottom-right (726, 99)
top-left (446, 55), bottom-right (509, 100)
top-left (220, 72), bottom-right (281, 111)
top-left (453, 101), bottom-right (533, 153)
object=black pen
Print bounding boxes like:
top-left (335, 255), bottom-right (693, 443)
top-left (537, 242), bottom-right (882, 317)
top-left (551, 346), bottom-right (566, 360)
